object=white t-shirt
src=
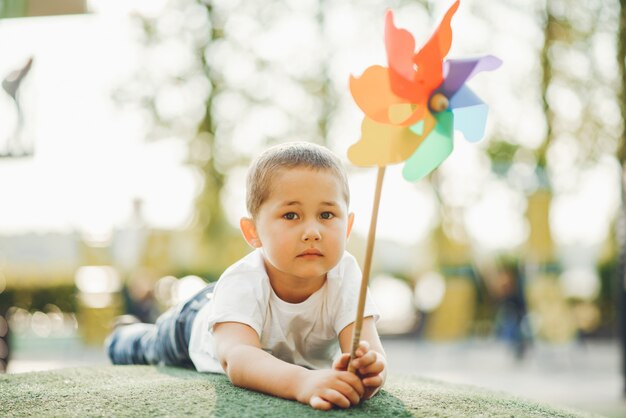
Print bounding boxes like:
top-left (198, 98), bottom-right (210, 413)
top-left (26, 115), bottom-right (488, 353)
top-left (188, 249), bottom-right (379, 373)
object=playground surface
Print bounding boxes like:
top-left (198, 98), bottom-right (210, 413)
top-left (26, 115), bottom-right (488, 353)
top-left (5, 336), bottom-right (626, 417)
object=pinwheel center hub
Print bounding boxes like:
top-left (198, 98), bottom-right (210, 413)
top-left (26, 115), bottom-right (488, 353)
top-left (429, 93), bottom-right (449, 113)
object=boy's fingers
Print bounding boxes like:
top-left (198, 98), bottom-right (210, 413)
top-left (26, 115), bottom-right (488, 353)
top-left (362, 375), bottom-right (383, 388)
top-left (355, 340), bottom-right (370, 357)
top-left (338, 371), bottom-right (365, 397)
top-left (321, 388), bottom-right (351, 409)
top-left (351, 350), bottom-right (377, 369)
top-left (359, 359), bottom-right (385, 376)
top-left (333, 353), bottom-right (350, 370)
top-left (310, 395), bottom-right (332, 410)
top-left (333, 380), bottom-right (361, 405)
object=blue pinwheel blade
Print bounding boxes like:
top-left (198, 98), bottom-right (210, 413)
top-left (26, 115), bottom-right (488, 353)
top-left (449, 84), bottom-right (482, 108)
top-left (450, 86), bottom-right (488, 143)
top-left (402, 111), bottom-right (454, 181)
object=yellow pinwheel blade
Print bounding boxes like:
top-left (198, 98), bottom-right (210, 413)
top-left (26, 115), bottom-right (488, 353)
top-left (348, 113), bottom-right (436, 167)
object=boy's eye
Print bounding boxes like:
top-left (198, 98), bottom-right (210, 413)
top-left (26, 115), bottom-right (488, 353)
top-left (320, 212), bottom-right (334, 220)
top-left (283, 212), bottom-right (299, 220)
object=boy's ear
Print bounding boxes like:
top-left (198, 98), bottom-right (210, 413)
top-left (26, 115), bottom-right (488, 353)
top-left (240, 217), bottom-right (262, 248)
top-left (346, 212), bottom-right (355, 239)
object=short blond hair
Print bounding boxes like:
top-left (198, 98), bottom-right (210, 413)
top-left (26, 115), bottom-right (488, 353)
top-left (246, 142), bottom-right (350, 217)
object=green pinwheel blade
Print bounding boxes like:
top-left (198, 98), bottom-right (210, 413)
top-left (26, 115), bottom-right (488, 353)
top-left (402, 111), bottom-right (454, 181)
top-left (410, 119), bottom-right (424, 136)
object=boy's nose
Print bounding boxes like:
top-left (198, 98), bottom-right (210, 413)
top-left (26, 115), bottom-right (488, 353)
top-left (302, 226), bottom-right (321, 242)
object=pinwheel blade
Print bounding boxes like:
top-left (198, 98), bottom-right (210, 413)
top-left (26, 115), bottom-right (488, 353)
top-left (385, 10), bottom-right (417, 97)
top-left (402, 111), bottom-right (454, 181)
top-left (348, 113), bottom-right (436, 167)
top-left (349, 66), bottom-right (406, 124)
top-left (410, 119), bottom-right (424, 136)
top-left (449, 85), bottom-right (488, 142)
top-left (440, 55), bottom-right (502, 98)
top-left (411, 0), bottom-right (460, 100)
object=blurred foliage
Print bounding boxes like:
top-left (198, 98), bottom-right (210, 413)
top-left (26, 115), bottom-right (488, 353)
top-left (113, 0), bottom-right (429, 276)
top-left (113, 0), bottom-right (240, 275)
top-left (0, 0), bottom-right (621, 345)
top-left (0, 285), bottom-right (76, 313)
top-left (486, 140), bottom-right (521, 165)
top-left (596, 260), bottom-right (617, 337)
top-left (619, 0), bottom-right (626, 164)
top-left (539, 0), bottom-right (620, 167)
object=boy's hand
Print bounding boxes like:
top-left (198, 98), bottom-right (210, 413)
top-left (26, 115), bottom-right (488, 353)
top-left (295, 369), bottom-right (365, 410)
top-left (333, 341), bottom-right (386, 400)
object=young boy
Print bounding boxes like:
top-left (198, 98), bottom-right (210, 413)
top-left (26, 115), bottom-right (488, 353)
top-left (106, 142), bottom-right (386, 410)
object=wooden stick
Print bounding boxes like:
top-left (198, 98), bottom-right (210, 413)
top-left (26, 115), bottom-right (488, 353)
top-left (348, 165), bottom-right (385, 373)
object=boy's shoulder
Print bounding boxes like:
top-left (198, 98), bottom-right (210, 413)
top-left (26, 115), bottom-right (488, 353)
top-left (212, 249), bottom-right (271, 299)
top-left (214, 249), bottom-right (270, 290)
top-left (326, 251), bottom-right (360, 289)
top-left (221, 249), bottom-right (267, 278)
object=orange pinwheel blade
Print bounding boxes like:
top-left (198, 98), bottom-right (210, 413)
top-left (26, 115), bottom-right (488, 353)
top-left (412, 0), bottom-right (460, 98)
top-left (349, 66), bottom-right (405, 124)
top-left (350, 66), bottom-right (427, 126)
top-left (347, 113), bottom-right (436, 167)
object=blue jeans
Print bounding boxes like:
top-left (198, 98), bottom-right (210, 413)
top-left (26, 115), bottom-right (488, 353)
top-left (106, 283), bottom-right (215, 368)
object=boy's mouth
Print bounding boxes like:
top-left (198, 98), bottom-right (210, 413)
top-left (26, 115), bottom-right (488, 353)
top-left (298, 249), bottom-right (323, 257)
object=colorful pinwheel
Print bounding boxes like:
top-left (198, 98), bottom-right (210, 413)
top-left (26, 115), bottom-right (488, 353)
top-left (346, 0), bottom-right (501, 371)
top-left (348, 0), bottom-right (501, 180)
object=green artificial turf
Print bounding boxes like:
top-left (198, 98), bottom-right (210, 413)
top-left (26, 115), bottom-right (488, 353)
top-left (0, 366), bottom-right (598, 417)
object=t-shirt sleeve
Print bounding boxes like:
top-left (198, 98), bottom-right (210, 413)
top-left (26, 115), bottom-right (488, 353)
top-left (205, 271), bottom-right (267, 337)
top-left (332, 253), bottom-right (380, 335)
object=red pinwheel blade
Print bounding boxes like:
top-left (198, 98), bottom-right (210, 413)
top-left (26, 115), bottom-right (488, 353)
top-left (410, 0), bottom-right (460, 102)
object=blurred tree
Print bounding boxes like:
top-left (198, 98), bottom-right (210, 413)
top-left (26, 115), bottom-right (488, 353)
top-left (113, 0), bottom-right (242, 275)
top-left (525, 0), bottom-right (621, 343)
top-left (115, 0), bottom-right (426, 276)
top-left (534, 0), bottom-right (619, 263)
top-left (116, 1), bottom-right (626, 346)
top-left (465, 0), bottom-right (620, 344)
top-left (616, 0), bottom-right (626, 396)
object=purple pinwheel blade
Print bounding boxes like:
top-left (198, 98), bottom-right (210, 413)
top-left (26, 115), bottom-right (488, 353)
top-left (450, 85), bottom-right (488, 142)
top-left (440, 55), bottom-right (502, 98)
top-left (402, 111), bottom-right (454, 181)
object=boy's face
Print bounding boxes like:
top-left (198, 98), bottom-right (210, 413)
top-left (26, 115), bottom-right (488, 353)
top-left (241, 167), bottom-right (354, 285)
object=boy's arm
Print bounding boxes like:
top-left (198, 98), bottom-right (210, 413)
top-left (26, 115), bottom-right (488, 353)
top-left (338, 316), bottom-right (387, 398)
top-left (213, 321), bottom-right (365, 410)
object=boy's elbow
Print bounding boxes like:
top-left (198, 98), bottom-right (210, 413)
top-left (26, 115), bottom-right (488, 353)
top-left (220, 354), bottom-right (238, 384)
top-left (223, 362), bottom-right (243, 386)
top-left (220, 357), bottom-right (230, 377)
top-left (220, 348), bottom-right (245, 386)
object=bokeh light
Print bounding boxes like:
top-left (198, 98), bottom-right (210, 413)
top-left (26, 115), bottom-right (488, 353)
top-left (414, 272), bottom-right (446, 313)
top-left (173, 275), bottom-right (206, 305)
top-left (370, 275), bottom-right (419, 335)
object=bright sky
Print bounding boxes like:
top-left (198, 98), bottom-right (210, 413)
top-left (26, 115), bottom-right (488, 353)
top-left (0, 5), bottom-right (199, 236)
top-left (0, 0), bottom-right (620, 266)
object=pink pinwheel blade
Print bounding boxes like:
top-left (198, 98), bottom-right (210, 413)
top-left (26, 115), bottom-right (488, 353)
top-left (402, 110), bottom-right (454, 181)
top-left (450, 85), bottom-right (488, 142)
top-left (440, 55), bottom-right (502, 98)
